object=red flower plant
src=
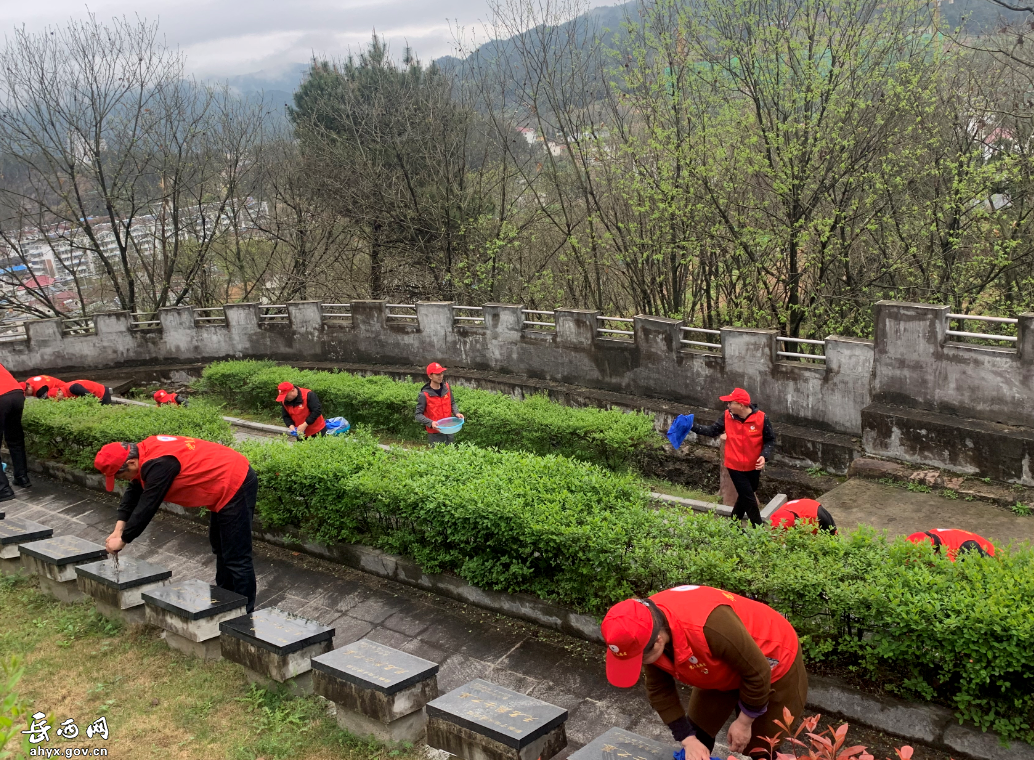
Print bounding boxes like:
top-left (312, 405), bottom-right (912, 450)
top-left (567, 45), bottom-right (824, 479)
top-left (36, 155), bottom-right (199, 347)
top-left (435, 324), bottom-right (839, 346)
top-left (739, 708), bottom-right (933, 760)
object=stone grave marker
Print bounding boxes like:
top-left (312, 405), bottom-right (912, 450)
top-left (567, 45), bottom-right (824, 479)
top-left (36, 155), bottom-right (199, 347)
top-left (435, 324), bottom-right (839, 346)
top-left (76, 555), bottom-right (172, 626)
top-left (19, 536), bottom-right (107, 602)
top-left (142, 579), bottom-right (247, 661)
top-left (312, 638), bottom-right (439, 742)
top-left (0, 518), bottom-right (53, 575)
top-left (220, 607), bottom-right (335, 696)
top-left (568, 728), bottom-right (678, 760)
top-left (426, 678), bottom-right (568, 760)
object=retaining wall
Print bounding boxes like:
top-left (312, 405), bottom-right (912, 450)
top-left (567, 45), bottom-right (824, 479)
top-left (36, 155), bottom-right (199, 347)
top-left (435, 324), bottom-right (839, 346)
top-left (5, 299), bottom-right (1034, 481)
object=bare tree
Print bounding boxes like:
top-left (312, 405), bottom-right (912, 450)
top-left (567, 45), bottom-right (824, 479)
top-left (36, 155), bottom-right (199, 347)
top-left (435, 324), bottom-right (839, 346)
top-left (0, 14), bottom-right (265, 317)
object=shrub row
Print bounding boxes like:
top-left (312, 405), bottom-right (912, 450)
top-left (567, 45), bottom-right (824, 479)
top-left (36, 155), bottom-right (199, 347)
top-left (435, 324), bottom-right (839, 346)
top-left (239, 434), bottom-right (1034, 744)
top-left (21, 397), bottom-right (234, 471)
top-left (17, 399), bottom-right (1034, 743)
top-left (199, 360), bottom-right (658, 469)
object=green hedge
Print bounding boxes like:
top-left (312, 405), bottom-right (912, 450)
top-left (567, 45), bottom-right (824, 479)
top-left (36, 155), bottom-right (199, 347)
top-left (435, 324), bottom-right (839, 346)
top-left (17, 398), bottom-right (1034, 742)
top-left (240, 434), bottom-right (1034, 743)
top-left (22, 397), bottom-right (234, 471)
top-left (199, 360), bottom-right (658, 469)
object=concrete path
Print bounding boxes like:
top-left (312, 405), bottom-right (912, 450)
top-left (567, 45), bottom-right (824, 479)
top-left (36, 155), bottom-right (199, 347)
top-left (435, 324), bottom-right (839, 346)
top-left (1, 475), bottom-right (743, 759)
top-left (819, 478), bottom-right (1034, 546)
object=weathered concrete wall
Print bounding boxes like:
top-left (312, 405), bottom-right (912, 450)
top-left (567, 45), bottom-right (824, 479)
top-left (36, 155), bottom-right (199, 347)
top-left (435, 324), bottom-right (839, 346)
top-left (9, 298), bottom-right (1034, 480)
top-left (0, 301), bottom-right (875, 436)
top-left (872, 301), bottom-right (1034, 428)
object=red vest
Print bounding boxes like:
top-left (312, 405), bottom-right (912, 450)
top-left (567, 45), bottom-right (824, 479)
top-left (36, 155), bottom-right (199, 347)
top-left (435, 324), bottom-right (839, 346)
top-left (282, 387), bottom-right (325, 436)
top-left (26, 375), bottom-right (62, 396)
top-left (723, 409), bottom-right (765, 470)
top-left (650, 585), bottom-right (798, 692)
top-left (136, 435), bottom-right (250, 512)
top-left (422, 383), bottom-right (453, 433)
top-left (67, 379), bottom-right (107, 400)
top-left (0, 365), bottom-right (20, 396)
top-left (907, 529), bottom-right (996, 560)
top-left (770, 498), bottom-right (820, 529)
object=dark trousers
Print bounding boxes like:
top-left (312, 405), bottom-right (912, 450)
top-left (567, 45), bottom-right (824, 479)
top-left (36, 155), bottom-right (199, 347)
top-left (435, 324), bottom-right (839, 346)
top-left (726, 468), bottom-right (762, 526)
top-left (0, 389), bottom-right (27, 486)
top-left (427, 432), bottom-right (455, 446)
top-left (100, 387), bottom-right (112, 405)
top-left (209, 467), bottom-right (258, 612)
top-left (688, 651), bottom-right (808, 755)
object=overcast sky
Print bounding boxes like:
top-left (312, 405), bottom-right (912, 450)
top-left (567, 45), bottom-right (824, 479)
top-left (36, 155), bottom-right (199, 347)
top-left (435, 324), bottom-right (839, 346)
top-left (0, 0), bottom-right (615, 81)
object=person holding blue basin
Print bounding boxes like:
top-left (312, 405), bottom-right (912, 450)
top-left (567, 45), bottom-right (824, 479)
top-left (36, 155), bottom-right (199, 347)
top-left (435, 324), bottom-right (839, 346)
top-left (415, 362), bottom-right (464, 446)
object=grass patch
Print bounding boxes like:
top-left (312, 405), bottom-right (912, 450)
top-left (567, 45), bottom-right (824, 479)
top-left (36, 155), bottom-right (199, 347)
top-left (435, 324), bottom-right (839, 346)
top-left (0, 574), bottom-right (419, 760)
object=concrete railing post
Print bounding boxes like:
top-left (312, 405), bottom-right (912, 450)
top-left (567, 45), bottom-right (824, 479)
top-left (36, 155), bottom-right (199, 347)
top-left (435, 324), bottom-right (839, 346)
top-left (158, 307), bottom-right (196, 351)
top-left (25, 319), bottom-right (63, 346)
top-left (482, 304), bottom-right (523, 341)
top-left (555, 309), bottom-right (599, 348)
top-left (223, 303), bottom-right (260, 333)
top-left (93, 311), bottom-right (131, 337)
top-left (634, 315), bottom-right (680, 357)
top-left (350, 301), bottom-right (388, 338)
top-left (415, 302), bottom-right (454, 358)
top-left (871, 301), bottom-right (948, 409)
top-left (415, 302), bottom-right (454, 334)
top-left (1019, 313), bottom-right (1034, 362)
top-left (823, 336), bottom-right (875, 377)
top-left (287, 301), bottom-right (322, 335)
top-left (721, 328), bottom-right (777, 391)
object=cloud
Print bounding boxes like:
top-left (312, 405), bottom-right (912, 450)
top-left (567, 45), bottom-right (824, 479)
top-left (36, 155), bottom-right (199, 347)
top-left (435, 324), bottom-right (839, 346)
top-left (0, 0), bottom-right (590, 79)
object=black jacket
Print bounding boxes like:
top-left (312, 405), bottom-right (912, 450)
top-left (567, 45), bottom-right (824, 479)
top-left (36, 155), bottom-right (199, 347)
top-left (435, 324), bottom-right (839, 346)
top-left (281, 389), bottom-right (323, 427)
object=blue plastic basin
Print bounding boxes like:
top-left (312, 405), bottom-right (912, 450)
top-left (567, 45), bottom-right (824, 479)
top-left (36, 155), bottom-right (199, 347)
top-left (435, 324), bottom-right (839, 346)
top-left (435, 416), bottom-right (464, 434)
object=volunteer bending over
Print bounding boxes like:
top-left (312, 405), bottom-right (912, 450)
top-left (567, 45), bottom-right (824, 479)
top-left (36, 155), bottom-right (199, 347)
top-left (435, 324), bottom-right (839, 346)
top-left (603, 584), bottom-right (808, 759)
top-left (277, 382), bottom-right (326, 438)
top-left (95, 435), bottom-right (258, 612)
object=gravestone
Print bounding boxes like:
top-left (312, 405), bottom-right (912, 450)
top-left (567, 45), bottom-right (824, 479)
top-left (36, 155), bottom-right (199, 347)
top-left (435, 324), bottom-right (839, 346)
top-left (0, 518), bottom-right (53, 576)
top-left (312, 638), bottom-right (439, 742)
top-left (426, 679), bottom-right (568, 760)
top-left (220, 608), bottom-right (335, 696)
top-left (19, 536), bottom-right (107, 602)
top-left (568, 728), bottom-right (678, 760)
top-left (76, 556), bottom-right (172, 626)
top-left (142, 579), bottom-right (247, 661)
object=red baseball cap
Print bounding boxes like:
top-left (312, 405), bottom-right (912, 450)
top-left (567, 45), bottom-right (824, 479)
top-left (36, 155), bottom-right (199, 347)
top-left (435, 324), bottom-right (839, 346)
top-left (719, 387), bottom-right (751, 405)
top-left (426, 362), bottom-right (447, 375)
top-left (153, 390), bottom-right (168, 403)
top-left (275, 381), bottom-right (294, 403)
top-left (601, 598), bottom-right (654, 688)
top-left (94, 442), bottom-right (130, 492)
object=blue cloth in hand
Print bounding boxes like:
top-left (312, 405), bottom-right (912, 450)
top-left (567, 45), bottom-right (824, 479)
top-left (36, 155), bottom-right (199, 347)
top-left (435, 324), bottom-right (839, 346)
top-left (672, 749), bottom-right (722, 760)
top-left (666, 413), bottom-right (695, 449)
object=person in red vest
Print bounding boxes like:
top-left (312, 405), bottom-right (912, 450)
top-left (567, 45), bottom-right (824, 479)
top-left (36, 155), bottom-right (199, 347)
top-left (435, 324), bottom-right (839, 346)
top-left (906, 528), bottom-right (995, 561)
top-left (0, 363), bottom-right (31, 496)
top-left (24, 374), bottom-right (64, 399)
top-left (54, 378), bottom-right (112, 404)
top-left (276, 382), bottom-right (326, 438)
top-left (602, 585), bottom-right (807, 760)
top-left (94, 436), bottom-right (258, 611)
top-left (769, 498), bottom-right (837, 534)
top-left (415, 362), bottom-right (463, 445)
top-left (691, 388), bottom-right (775, 526)
top-left (153, 389), bottom-right (188, 407)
